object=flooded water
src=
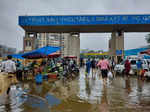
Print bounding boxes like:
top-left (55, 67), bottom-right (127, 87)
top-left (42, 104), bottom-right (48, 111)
top-left (0, 68), bottom-right (150, 112)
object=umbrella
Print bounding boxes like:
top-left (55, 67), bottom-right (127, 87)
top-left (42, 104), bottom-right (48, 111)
top-left (140, 49), bottom-right (150, 55)
top-left (48, 52), bottom-right (61, 58)
top-left (22, 46), bottom-right (61, 59)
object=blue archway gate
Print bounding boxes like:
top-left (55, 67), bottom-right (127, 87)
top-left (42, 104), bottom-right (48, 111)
top-left (19, 14), bottom-right (150, 33)
top-left (19, 14), bottom-right (150, 63)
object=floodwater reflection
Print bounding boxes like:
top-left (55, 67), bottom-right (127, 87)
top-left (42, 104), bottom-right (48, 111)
top-left (78, 73), bottom-right (103, 104)
top-left (125, 77), bottom-right (132, 94)
top-left (98, 84), bottom-right (109, 112)
top-left (1, 69), bottom-right (150, 112)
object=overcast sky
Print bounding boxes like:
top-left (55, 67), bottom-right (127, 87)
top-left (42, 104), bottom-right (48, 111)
top-left (0, 0), bottom-right (150, 51)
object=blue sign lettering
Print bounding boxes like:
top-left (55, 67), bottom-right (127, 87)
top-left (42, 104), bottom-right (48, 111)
top-left (19, 15), bottom-right (150, 26)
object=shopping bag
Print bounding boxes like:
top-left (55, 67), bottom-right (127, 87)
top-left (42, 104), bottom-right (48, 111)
top-left (108, 71), bottom-right (113, 79)
top-left (129, 69), bottom-right (134, 75)
top-left (147, 71), bottom-right (150, 77)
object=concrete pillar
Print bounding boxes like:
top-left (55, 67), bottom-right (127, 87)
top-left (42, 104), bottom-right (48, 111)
top-left (60, 33), bottom-right (63, 58)
top-left (23, 32), bottom-right (37, 52)
top-left (70, 33), bottom-right (80, 65)
top-left (76, 34), bottom-right (80, 65)
top-left (109, 31), bottom-right (124, 63)
top-left (63, 33), bottom-right (80, 65)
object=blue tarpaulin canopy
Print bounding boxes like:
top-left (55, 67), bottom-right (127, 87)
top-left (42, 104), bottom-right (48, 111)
top-left (11, 54), bottom-right (24, 59)
top-left (22, 46), bottom-right (61, 59)
top-left (125, 47), bottom-right (149, 56)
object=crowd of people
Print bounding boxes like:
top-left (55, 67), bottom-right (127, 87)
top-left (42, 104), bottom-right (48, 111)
top-left (124, 58), bottom-right (150, 80)
top-left (2, 54), bottom-right (150, 95)
top-left (83, 57), bottom-right (114, 84)
top-left (0, 55), bottom-right (80, 94)
top-left (0, 56), bottom-right (80, 86)
top-left (83, 56), bottom-right (150, 84)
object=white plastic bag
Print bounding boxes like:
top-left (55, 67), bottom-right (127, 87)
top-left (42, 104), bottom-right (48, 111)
top-left (129, 69), bottom-right (134, 75)
top-left (146, 71), bottom-right (150, 77)
top-left (108, 71), bottom-right (113, 79)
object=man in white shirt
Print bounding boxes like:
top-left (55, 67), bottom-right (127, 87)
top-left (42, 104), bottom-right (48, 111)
top-left (1, 55), bottom-right (16, 95)
top-left (2, 55), bottom-right (16, 73)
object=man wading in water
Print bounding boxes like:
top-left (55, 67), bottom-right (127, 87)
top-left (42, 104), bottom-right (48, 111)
top-left (1, 55), bottom-right (16, 95)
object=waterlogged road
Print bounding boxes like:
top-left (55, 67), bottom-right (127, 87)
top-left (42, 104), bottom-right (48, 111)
top-left (50, 69), bottom-right (150, 112)
top-left (0, 69), bottom-right (150, 112)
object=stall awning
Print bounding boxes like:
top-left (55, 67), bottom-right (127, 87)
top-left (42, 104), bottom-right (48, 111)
top-left (22, 46), bottom-right (61, 59)
top-left (11, 54), bottom-right (24, 59)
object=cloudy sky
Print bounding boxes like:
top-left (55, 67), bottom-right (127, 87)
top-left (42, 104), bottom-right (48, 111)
top-left (0, 0), bottom-right (150, 51)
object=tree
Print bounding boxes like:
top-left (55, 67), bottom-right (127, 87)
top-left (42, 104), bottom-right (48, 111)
top-left (88, 50), bottom-right (95, 53)
top-left (145, 34), bottom-right (150, 44)
top-left (97, 50), bottom-right (104, 53)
